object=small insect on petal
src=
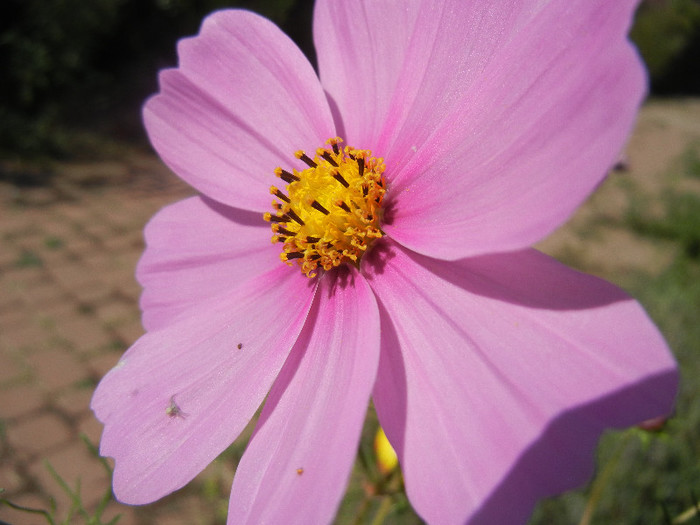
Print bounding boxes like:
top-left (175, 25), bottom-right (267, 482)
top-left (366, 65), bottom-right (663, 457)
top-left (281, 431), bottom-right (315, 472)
top-left (296, 468), bottom-right (304, 475)
top-left (237, 343), bottom-right (243, 349)
top-left (166, 395), bottom-right (187, 419)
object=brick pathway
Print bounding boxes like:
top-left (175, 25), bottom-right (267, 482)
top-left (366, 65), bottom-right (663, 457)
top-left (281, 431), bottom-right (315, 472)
top-left (0, 147), bottom-right (209, 524)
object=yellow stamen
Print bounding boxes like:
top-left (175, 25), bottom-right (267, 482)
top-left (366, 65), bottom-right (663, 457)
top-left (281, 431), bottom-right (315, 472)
top-left (265, 137), bottom-right (386, 278)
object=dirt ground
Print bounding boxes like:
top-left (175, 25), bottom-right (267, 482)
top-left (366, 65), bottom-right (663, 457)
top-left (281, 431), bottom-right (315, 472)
top-left (538, 98), bottom-right (700, 281)
top-left (1, 98), bottom-right (699, 524)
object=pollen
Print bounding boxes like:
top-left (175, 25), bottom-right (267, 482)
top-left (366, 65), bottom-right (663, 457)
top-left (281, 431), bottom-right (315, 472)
top-left (265, 137), bottom-right (386, 278)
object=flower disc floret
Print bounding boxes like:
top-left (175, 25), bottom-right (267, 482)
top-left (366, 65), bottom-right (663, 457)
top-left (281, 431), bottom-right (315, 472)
top-left (265, 137), bottom-right (386, 277)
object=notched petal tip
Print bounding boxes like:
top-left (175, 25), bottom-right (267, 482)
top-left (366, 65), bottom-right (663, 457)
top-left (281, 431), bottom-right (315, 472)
top-left (142, 9), bottom-right (335, 211)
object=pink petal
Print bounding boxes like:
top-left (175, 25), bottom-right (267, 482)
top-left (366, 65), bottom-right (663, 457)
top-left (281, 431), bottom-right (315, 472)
top-left (315, 0), bottom-right (525, 155)
top-left (227, 268), bottom-right (380, 523)
top-left (137, 196), bottom-right (278, 331)
top-left (314, 0), bottom-right (423, 146)
top-left (317, 0), bottom-right (645, 259)
top-left (144, 10), bottom-right (335, 211)
top-left (91, 266), bottom-right (317, 504)
top-left (364, 241), bottom-right (677, 524)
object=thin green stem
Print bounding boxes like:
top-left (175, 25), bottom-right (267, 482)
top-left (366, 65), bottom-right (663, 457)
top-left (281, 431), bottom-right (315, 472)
top-left (578, 432), bottom-right (633, 525)
top-left (370, 496), bottom-right (393, 525)
top-left (0, 496), bottom-right (56, 525)
top-left (672, 503), bottom-right (700, 524)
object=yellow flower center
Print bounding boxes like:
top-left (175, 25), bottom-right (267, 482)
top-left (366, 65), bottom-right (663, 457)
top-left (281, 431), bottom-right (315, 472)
top-left (264, 137), bottom-right (386, 278)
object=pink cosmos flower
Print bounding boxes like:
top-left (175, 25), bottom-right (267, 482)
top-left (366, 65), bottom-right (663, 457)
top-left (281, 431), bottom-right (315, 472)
top-left (91, 1), bottom-right (678, 523)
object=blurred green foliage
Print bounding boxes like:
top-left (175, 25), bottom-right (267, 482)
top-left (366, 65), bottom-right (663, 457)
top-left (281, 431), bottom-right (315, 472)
top-left (530, 145), bottom-right (700, 524)
top-left (0, 0), bottom-right (310, 158)
top-left (0, 0), bottom-right (698, 158)
top-left (0, 0), bottom-right (123, 156)
top-left (1, 1), bottom-right (121, 111)
top-left (631, 0), bottom-right (700, 94)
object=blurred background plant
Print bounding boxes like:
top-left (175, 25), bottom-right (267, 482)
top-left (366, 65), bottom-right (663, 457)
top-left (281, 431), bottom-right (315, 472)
top-left (0, 0), bottom-right (313, 160)
top-left (631, 0), bottom-right (700, 94)
top-left (1, 0), bottom-right (699, 162)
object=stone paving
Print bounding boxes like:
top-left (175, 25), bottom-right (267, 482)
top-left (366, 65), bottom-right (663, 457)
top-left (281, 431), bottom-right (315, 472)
top-left (1, 99), bottom-right (699, 525)
top-left (0, 147), bottom-right (207, 524)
